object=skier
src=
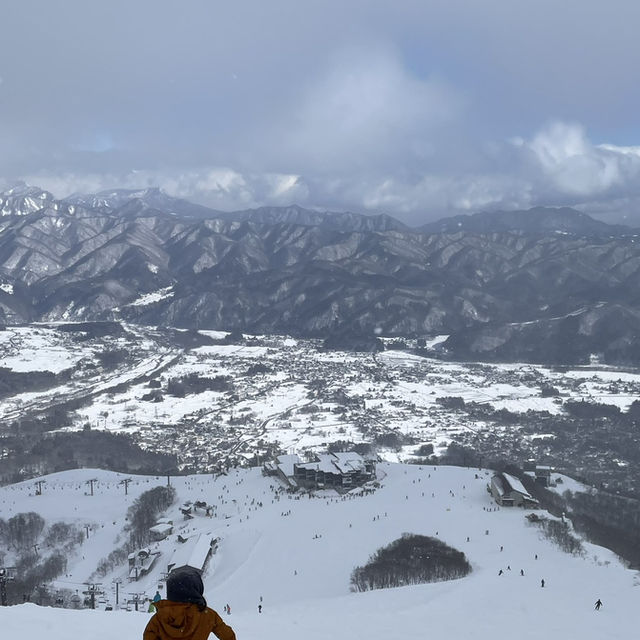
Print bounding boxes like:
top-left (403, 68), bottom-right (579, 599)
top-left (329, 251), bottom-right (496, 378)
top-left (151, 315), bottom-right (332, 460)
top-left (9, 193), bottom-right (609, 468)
top-left (258, 604), bottom-right (262, 613)
top-left (595, 599), bottom-right (602, 610)
top-left (153, 591), bottom-right (162, 603)
top-left (143, 567), bottom-right (236, 640)
top-left (541, 579), bottom-right (545, 588)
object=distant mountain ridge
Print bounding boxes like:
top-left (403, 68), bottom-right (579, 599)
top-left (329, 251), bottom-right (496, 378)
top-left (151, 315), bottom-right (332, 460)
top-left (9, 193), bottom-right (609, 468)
top-left (1, 183), bottom-right (640, 365)
top-left (420, 206), bottom-right (634, 236)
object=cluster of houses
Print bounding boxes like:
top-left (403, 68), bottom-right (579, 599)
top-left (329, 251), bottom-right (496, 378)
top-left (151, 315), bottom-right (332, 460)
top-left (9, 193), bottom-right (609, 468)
top-left (263, 451), bottom-right (377, 491)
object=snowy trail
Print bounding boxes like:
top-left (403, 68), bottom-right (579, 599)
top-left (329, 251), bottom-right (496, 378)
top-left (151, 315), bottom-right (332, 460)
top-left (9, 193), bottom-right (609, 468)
top-left (0, 463), bottom-right (637, 639)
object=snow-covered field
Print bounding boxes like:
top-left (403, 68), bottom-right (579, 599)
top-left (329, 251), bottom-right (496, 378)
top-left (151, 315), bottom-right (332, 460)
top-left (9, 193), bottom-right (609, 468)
top-left (2, 324), bottom-right (640, 471)
top-left (0, 463), bottom-right (635, 639)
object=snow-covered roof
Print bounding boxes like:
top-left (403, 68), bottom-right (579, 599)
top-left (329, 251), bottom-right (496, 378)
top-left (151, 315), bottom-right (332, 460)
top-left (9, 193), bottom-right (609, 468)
top-left (276, 454), bottom-right (301, 477)
top-left (149, 523), bottom-right (173, 535)
top-left (502, 473), bottom-right (532, 498)
top-left (491, 475), bottom-right (506, 497)
top-left (168, 533), bottom-right (214, 573)
top-left (332, 451), bottom-right (366, 473)
top-left (295, 452), bottom-right (367, 476)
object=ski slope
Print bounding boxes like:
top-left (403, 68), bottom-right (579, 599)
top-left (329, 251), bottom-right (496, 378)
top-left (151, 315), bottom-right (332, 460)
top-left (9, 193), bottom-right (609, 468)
top-left (0, 463), bottom-right (636, 639)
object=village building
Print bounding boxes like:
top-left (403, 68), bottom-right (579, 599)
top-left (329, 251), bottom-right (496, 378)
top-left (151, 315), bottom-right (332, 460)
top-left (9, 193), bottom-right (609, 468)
top-left (149, 520), bottom-right (173, 541)
top-left (167, 533), bottom-right (218, 574)
top-left (128, 548), bottom-right (160, 581)
top-left (534, 465), bottom-right (553, 487)
top-left (489, 472), bottom-right (539, 508)
top-left (263, 454), bottom-right (302, 488)
top-left (264, 451), bottom-right (376, 491)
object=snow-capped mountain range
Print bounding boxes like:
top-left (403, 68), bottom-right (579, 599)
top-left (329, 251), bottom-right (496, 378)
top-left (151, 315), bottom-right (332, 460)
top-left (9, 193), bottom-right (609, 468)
top-left (2, 182), bottom-right (640, 365)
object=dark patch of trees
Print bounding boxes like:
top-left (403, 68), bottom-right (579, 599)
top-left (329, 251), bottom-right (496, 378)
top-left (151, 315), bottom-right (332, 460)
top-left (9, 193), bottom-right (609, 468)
top-left (564, 400), bottom-right (621, 420)
top-left (436, 396), bottom-right (466, 410)
top-left (415, 443), bottom-right (434, 456)
top-left (43, 522), bottom-right (84, 550)
top-left (93, 547), bottom-right (129, 579)
top-left (439, 442), bottom-right (484, 467)
top-left (0, 430), bottom-right (178, 485)
top-left (166, 373), bottom-right (233, 397)
top-left (540, 385), bottom-right (560, 397)
top-left (125, 485), bottom-right (176, 548)
top-left (0, 512), bottom-right (45, 550)
top-left (0, 368), bottom-right (70, 399)
top-left (55, 321), bottom-right (125, 339)
top-left (374, 431), bottom-right (413, 451)
top-left (528, 516), bottom-right (584, 555)
top-left (8, 553), bottom-right (68, 604)
top-left (95, 349), bottom-right (130, 370)
top-left (326, 441), bottom-right (374, 456)
top-left (351, 534), bottom-right (471, 592)
top-left (298, 404), bottom-right (320, 414)
top-left (141, 389), bottom-right (164, 402)
top-left (0, 515), bottom-right (84, 604)
top-left (164, 328), bottom-right (219, 349)
top-left (323, 327), bottom-right (384, 353)
top-left (246, 363), bottom-right (271, 376)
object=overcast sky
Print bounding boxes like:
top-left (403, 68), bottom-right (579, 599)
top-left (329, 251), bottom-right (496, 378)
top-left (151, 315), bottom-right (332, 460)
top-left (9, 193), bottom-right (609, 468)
top-left (2, 0), bottom-right (640, 224)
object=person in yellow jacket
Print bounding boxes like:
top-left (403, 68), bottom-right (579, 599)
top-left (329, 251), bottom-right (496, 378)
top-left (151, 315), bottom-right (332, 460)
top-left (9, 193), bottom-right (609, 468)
top-left (143, 567), bottom-right (236, 640)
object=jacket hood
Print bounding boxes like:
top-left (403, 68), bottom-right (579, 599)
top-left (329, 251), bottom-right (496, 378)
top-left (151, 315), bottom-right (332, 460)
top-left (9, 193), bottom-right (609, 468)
top-left (166, 567), bottom-right (207, 609)
top-left (153, 601), bottom-right (202, 638)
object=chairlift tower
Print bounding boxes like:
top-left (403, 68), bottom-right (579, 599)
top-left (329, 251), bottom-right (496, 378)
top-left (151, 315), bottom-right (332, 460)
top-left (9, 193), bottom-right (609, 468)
top-left (82, 583), bottom-right (104, 609)
top-left (86, 478), bottom-right (98, 496)
top-left (120, 477), bottom-right (133, 495)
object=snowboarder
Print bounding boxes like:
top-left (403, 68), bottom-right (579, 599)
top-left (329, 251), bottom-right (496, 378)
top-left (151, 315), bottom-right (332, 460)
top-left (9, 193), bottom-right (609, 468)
top-left (595, 599), bottom-right (602, 610)
top-left (143, 567), bottom-right (235, 640)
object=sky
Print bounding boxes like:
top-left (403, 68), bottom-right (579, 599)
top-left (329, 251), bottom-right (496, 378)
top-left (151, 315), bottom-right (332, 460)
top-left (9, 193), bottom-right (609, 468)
top-left (2, 0), bottom-right (640, 224)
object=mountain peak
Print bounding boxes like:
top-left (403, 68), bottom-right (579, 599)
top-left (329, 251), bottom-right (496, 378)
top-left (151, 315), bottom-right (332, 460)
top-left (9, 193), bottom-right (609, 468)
top-left (0, 182), bottom-right (55, 216)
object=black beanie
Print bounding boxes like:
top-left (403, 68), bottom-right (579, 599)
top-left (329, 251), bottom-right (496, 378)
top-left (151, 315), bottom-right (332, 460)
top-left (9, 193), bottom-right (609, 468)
top-left (166, 567), bottom-right (207, 610)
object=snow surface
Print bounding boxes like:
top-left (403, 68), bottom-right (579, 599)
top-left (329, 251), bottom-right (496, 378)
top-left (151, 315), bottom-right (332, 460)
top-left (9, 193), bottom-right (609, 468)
top-left (0, 326), bottom-right (83, 373)
top-left (0, 463), bottom-right (636, 639)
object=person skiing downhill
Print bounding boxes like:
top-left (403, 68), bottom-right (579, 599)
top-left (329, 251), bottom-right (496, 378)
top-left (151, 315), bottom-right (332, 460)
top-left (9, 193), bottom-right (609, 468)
top-left (595, 599), bottom-right (603, 610)
top-left (143, 567), bottom-right (236, 640)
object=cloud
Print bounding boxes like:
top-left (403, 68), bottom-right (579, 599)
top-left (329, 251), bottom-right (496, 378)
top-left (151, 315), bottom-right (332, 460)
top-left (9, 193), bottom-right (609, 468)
top-left (21, 168), bottom-right (309, 212)
top-left (271, 45), bottom-right (461, 174)
top-left (2, 2), bottom-right (640, 225)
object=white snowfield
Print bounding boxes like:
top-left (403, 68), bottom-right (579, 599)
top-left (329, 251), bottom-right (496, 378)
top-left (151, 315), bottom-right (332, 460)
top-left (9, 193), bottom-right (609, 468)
top-left (0, 463), bottom-right (636, 639)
